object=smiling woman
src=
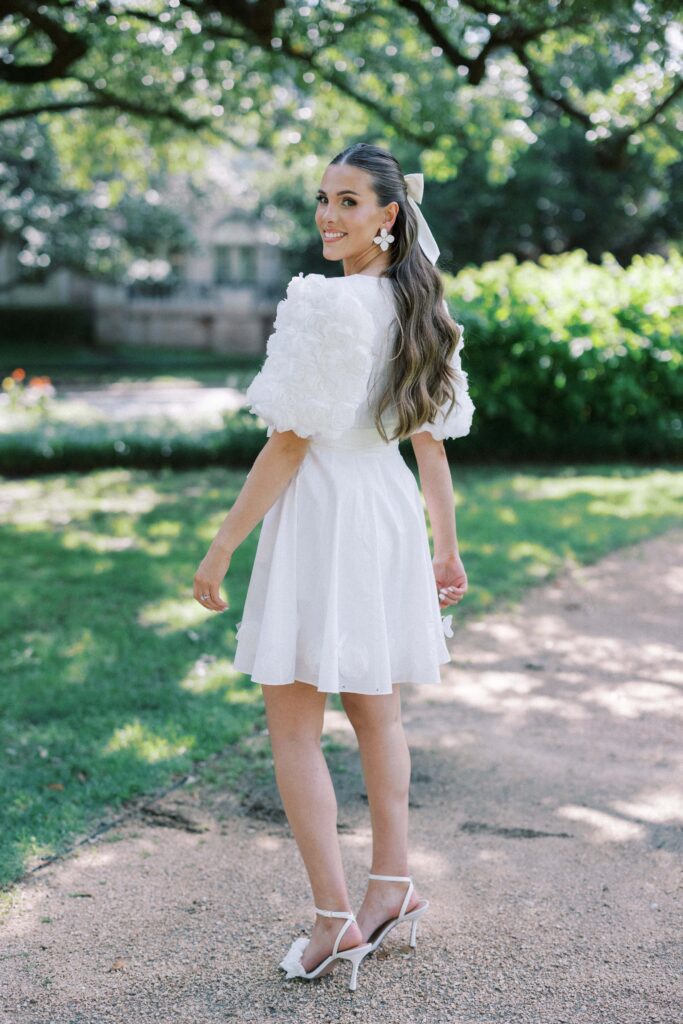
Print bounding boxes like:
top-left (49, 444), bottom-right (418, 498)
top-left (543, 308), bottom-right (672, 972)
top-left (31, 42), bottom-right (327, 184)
top-left (192, 141), bottom-right (475, 989)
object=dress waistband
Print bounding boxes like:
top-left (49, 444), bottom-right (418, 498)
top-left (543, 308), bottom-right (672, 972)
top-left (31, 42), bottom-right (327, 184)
top-left (310, 427), bottom-right (400, 455)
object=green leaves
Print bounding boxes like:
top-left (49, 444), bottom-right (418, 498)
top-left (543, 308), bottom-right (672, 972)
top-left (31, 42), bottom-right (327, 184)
top-left (444, 248), bottom-right (682, 459)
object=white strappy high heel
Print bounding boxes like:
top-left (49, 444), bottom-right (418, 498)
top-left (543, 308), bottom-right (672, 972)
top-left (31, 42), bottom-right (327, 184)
top-left (278, 907), bottom-right (373, 991)
top-left (364, 873), bottom-right (430, 953)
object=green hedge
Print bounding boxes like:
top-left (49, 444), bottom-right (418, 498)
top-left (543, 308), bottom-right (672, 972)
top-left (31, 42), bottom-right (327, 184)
top-left (446, 249), bottom-right (682, 460)
top-left (0, 410), bottom-right (267, 477)
top-left (0, 249), bottom-right (681, 475)
top-left (0, 306), bottom-right (94, 345)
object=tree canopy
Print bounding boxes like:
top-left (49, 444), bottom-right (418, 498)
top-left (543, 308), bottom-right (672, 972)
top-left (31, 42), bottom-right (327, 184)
top-left (1, 0), bottom-right (681, 282)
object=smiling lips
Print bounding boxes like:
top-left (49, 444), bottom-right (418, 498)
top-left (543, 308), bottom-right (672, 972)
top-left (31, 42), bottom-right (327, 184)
top-left (323, 231), bottom-right (347, 242)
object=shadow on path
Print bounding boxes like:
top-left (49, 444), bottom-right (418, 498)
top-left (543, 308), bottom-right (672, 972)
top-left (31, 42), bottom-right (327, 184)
top-left (2, 531), bottom-right (681, 1024)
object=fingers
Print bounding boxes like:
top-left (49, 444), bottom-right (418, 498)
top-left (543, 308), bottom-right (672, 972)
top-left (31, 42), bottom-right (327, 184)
top-left (437, 583), bottom-right (467, 607)
top-left (194, 582), bottom-right (229, 613)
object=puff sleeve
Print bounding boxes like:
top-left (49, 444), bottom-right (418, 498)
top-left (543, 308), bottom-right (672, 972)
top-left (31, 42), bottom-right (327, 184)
top-left (414, 310), bottom-right (475, 441)
top-left (244, 272), bottom-right (377, 439)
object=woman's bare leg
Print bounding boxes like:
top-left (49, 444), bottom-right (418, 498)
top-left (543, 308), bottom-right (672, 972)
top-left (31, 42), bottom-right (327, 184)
top-left (261, 680), bottom-right (363, 970)
top-left (340, 686), bottom-right (424, 943)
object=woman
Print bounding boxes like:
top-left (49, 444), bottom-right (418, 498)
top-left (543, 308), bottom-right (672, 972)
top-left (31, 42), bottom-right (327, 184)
top-left (193, 142), bottom-right (475, 990)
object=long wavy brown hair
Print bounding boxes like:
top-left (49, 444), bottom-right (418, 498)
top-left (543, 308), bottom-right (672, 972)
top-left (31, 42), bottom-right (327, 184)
top-left (328, 142), bottom-right (466, 442)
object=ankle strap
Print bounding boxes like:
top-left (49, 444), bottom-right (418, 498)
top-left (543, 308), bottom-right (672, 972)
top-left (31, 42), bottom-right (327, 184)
top-left (314, 908), bottom-right (355, 955)
top-left (369, 873), bottom-right (411, 882)
top-left (368, 874), bottom-right (414, 918)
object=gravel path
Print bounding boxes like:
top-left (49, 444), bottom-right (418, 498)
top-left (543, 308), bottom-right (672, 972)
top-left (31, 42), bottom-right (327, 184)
top-left (2, 529), bottom-right (681, 1023)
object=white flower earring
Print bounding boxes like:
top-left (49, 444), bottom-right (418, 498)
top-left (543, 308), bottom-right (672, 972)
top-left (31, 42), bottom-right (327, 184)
top-left (373, 226), bottom-right (394, 252)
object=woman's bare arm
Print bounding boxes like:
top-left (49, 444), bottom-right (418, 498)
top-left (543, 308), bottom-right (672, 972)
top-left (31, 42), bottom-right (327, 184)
top-left (410, 431), bottom-right (459, 556)
top-left (193, 430), bottom-right (310, 611)
top-left (212, 430), bottom-right (310, 556)
top-left (410, 431), bottom-right (468, 608)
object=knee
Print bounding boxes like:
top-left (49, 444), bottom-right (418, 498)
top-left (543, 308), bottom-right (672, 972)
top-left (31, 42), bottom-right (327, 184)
top-left (268, 727), bottom-right (322, 754)
top-left (341, 692), bottom-right (402, 733)
top-left (262, 682), bottom-right (326, 752)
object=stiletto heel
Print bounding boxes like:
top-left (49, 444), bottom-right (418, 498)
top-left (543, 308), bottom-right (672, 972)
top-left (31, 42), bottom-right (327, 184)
top-left (364, 873), bottom-right (430, 954)
top-left (337, 943), bottom-right (369, 991)
top-left (278, 907), bottom-right (373, 990)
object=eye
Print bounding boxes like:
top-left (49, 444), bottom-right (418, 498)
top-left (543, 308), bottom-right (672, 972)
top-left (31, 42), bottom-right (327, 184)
top-left (316, 195), bottom-right (356, 206)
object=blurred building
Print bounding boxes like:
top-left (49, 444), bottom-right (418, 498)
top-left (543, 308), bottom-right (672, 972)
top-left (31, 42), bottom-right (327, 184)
top-left (0, 208), bottom-right (286, 355)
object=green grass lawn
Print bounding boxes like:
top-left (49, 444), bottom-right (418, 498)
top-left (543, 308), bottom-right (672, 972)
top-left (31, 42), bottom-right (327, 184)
top-left (1, 462), bottom-right (681, 889)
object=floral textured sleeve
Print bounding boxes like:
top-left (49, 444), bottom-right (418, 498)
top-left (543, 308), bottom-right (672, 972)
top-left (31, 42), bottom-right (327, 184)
top-left (245, 273), bottom-right (377, 440)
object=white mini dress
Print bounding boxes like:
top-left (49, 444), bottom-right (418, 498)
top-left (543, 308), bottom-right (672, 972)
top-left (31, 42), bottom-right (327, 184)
top-left (232, 271), bottom-right (475, 696)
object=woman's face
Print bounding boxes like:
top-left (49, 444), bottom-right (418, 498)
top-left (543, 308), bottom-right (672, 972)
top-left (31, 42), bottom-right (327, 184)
top-left (315, 164), bottom-right (398, 275)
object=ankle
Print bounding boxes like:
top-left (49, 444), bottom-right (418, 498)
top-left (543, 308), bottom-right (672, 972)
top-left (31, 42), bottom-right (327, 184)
top-left (316, 911), bottom-right (354, 927)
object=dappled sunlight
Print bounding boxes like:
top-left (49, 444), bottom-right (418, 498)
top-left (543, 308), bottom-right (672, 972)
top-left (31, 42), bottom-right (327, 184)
top-left (508, 469), bottom-right (679, 504)
top-left (428, 550), bottom-right (683, 722)
top-left (0, 470), bottom-right (166, 526)
top-left (343, 828), bottom-right (451, 879)
top-left (137, 596), bottom-right (221, 632)
top-left (252, 833), bottom-right (285, 852)
top-left (506, 539), bottom-right (556, 577)
top-left (581, 679), bottom-right (683, 718)
top-left (343, 830), bottom-right (373, 854)
top-left (227, 686), bottom-right (263, 705)
top-left (405, 846), bottom-right (453, 879)
top-left (62, 628), bottom-right (96, 683)
top-left (104, 720), bottom-right (195, 763)
top-left (495, 506), bottom-right (518, 525)
top-left (612, 786), bottom-right (683, 825)
top-left (60, 526), bottom-right (137, 552)
top-left (324, 707), bottom-right (356, 738)
top-left (180, 654), bottom-right (242, 695)
top-left (147, 519), bottom-right (183, 539)
top-left (441, 670), bottom-right (589, 718)
top-left (0, 835), bottom-right (157, 940)
top-left (2, 464), bottom-right (680, 889)
top-left (557, 805), bottom-right (647, 843)
top-left (477, 849), bottom-right (507, 863)
top-left (526, 471), bottom-right (681, 519)
top-left (0, 465), bottom-right (260, 887)
top-left (437, 468), bottom-right (681, 618)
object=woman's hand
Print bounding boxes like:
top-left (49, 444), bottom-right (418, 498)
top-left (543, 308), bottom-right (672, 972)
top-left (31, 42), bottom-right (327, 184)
top-left (193, 542), bottom-right (231, 612)
top-left (433, 552), bottom-right (468, 608)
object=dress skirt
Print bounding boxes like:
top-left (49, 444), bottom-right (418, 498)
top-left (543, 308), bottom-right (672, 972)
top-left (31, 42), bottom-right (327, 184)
top-left (232, 427), bottom-right (452, 696)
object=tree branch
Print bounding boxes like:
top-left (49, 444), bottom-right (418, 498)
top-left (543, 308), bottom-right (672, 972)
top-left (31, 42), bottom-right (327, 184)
top-left (512, 43), bottom-right (593, 129)
top-left (394, 0), bottom-right (474, 72)
top-left (183, 0), bottom-right (446, 147)
top-left (0, 0), bottom-right (88, 83)
top-left (189, 0), bottom-right (287, 45)
top-left (626, 78), bottom-right (683, 135)
top-left (0, 84), bottom-right (220, 138)
top-left (394, 0), bottom-right (580, 86)
top-left (592, 77), bottom-right (683, 170)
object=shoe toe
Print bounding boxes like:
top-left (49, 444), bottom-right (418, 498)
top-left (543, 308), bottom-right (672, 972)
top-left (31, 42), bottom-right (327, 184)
top-left (279, 936), bottom-right (310, 978)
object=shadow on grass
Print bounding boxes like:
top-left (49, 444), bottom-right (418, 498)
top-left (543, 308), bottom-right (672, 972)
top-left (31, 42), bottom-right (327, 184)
top-left (0, 462), bottom-right (681, 887)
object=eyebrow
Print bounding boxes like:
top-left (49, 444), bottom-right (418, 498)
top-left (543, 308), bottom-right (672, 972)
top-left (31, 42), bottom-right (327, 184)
top-left (316, 189), bottom-right (360, 196)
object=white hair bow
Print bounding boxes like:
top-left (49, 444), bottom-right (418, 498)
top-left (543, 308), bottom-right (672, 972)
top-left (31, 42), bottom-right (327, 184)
top-left (403, 172), bottom-right (440, 265)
